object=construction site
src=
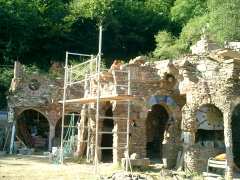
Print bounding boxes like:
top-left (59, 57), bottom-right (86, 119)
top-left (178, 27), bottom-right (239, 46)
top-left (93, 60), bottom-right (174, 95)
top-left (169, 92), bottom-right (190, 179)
top-left (1, 27), bottom-right (240, 180)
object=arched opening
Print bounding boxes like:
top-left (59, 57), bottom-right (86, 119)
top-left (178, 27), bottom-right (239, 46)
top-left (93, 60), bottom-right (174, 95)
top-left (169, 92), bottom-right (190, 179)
top-left (101, 102), bottom-right (114, 162)
top-left (55, 112), bottom-right (80, 147)
top-left (231, 104), bottom-right (240, 168)
top-left (195, 104), bottom-right (224, 150)
top-left (16, 109), bottom-right (49, 151)
top-left (146, 104), bottom-right (169, 162)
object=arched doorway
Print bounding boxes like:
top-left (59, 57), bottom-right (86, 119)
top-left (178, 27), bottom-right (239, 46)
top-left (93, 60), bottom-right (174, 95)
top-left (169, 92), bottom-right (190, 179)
top-left (146, 104), bottom-right (169, 162)
top-left (55, 112), bottom-right (80, 147)
top-left (16, 109), bottom-right (49, 151)
top-left (231, 104), bottom-right (240, 168)
top-left (101, 103), bottom-right (114, 162)
top-left (195, 104), bottom-right (224, 149)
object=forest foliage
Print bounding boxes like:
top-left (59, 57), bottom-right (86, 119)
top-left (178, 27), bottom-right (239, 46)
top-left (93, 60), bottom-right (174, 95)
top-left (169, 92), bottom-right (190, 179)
top-left (0, 0), bottom-right (240, 109)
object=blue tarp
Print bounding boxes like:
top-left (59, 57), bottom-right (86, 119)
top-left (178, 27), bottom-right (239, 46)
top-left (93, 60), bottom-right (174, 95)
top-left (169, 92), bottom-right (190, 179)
top-left (147, 95), bottom-right (177, 108)
top-left (0, 111), bottom-right (8, 121)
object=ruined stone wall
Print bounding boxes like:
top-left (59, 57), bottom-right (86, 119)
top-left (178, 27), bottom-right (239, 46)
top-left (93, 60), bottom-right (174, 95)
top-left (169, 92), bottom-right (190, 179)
top-left (8, 63), bottom-right (83, 150)
top-left (84, 60), bottom-right (184, 165)
top-left (179, 51), bottom-right (240, 175)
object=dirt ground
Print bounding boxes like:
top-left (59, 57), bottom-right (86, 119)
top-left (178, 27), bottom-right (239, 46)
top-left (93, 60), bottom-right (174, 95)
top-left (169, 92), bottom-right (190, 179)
top-left (0, 155), bottom-right (115, 180)
top-left (0, 154), bottom-right (207, 180)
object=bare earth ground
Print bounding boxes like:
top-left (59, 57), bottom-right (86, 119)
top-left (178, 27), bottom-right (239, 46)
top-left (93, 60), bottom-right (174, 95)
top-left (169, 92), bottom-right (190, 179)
top-left (0, 155), bottom-right (108, 180)
top-left (0, 155), bottom-right (165, 180)
top-left (0, 155), bottom-right (207, 180)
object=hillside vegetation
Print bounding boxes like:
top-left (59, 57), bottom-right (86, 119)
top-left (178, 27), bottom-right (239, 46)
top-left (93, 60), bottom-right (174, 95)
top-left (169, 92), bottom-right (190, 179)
top-left (0, 0), bottom-right (240, 109)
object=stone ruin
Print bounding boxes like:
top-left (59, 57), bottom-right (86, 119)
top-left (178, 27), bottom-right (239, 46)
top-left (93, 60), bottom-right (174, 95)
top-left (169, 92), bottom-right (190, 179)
top-left (7, 38), bottom-right (240, 178)
top-left (7, 62), bottom-right (83, 151)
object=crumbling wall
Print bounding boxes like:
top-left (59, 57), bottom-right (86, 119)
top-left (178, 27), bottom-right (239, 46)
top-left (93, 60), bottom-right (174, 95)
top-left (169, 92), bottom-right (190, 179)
top-left (179, 50), bottom-right (240, 176)
top-left (8, 62), bottom-right (83, 151)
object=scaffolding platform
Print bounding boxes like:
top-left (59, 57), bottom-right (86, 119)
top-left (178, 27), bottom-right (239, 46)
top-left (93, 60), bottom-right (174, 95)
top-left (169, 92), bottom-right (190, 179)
top-left (59, 95), bottom-right (135, 104)
top-left (59, 25), bottom-right (133, 175)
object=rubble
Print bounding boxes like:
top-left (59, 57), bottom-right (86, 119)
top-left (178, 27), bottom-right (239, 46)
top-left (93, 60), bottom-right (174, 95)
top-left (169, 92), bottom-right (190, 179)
top-left (100, 172), bottom-right (150, 180)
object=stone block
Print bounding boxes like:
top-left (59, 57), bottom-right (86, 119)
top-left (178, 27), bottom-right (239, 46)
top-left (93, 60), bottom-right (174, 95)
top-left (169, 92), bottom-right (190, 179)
top-left (121, 158), bottom-right (150, 168)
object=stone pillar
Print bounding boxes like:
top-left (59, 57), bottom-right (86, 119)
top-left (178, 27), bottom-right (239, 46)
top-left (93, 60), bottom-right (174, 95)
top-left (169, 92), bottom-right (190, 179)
top-left (182, 104), bottom-right (198, 173)
top-left (113, 102), bottom-right (127, 164)
top-left (224, 111), bottom-right (233, 180)
top-left (46, 104), bottom-right (61, 151)
top-left (48, 123), bottom-right (55, 151)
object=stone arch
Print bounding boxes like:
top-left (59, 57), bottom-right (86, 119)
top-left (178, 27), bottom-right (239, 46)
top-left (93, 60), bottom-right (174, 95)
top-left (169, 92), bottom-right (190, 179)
top-left (194, 104), bottom-right (224, 147)
top-left (182, 103), bottom-right (224, 133)
top-left (195, 104), bottom-right (223, 130)
top-left (144, 95), bottom-right (182, 162)
top-left (184, 103), bottom-right (226, 173)
top-left (145, 95), bottom-right (180, 122)
top-left (145, 104), bottom-right (169, 162)
top-left (16, 109), bottom-right (49, 150)
top-left (16, 108), bottom-right (48, 122)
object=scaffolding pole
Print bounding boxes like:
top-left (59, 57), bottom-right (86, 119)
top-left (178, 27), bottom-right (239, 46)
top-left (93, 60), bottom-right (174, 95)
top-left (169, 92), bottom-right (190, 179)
top-left (94, 25), bottom-right (102, 173)
top-left (60, 52), bottom-right (69, 164)
top-left (59, 25), bottom-right (132, 176)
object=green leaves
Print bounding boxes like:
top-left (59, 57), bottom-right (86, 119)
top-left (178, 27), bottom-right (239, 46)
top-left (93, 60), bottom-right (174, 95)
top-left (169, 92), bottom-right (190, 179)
top-left (171, 0), bottom-right (207, 24)
top-left (68, 0), bottom-right (113, 25)
top-left (208, 0), bottom-right (240, 43)
top-left (0, 67), bottom-right (13, 109)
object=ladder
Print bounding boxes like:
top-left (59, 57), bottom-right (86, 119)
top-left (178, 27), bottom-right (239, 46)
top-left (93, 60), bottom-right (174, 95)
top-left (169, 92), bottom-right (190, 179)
top-left (55, 113), bottom-right (79, 164)
top-left (94, 69), bottom-right (132, 173)
top-left (59, 52), bottom-right (96, 164)
top-left (59, 26), bottom-right (132, 175)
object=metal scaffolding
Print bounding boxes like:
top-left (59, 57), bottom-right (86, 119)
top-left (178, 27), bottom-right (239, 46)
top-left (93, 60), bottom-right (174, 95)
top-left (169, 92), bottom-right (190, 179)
top-left (59, 26), bottom-right (132, 174)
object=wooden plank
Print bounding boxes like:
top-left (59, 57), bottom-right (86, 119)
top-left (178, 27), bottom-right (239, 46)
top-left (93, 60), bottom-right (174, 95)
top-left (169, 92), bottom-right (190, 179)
top-left (208, 163), bottom-right (226, 169)
top-left (208, 160), bottom-right (226, 165)
top-left (203, 172), bottom-right (222, 177)
top-left (59, 95), bottom-right (136, 104)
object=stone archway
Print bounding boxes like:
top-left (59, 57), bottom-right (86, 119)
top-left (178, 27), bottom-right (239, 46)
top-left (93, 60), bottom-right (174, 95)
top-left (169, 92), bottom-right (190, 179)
top-left (231, 104), bottom-right (240, 168)
top-left (146, 104), bottom-right (169, 162)
top-left (195, 104), bottom-right (224, 146)
top-left (145, 95), bottom-right (182, 166)
top-left (184, 104), bottom-right (225, 173)
top-left (16, 109), bottom-right (49, 151)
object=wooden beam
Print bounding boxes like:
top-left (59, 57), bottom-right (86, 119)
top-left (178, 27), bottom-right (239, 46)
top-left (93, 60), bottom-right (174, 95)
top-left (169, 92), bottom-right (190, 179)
top-left (59, 95), bottom-right (136, 104)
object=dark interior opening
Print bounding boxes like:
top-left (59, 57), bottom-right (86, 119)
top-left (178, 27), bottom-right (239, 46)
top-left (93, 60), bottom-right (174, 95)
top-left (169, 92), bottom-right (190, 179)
top-left (101, 104), bottom-right (113, 162)
top-left (231, 104), bottom-right (240, 168)
top-left (195, 105), bottom-right (225, 150)
top-left (146, 104), bottom-right (169, 162)
top-left (16, 109), bottom-right (49, 151)
top-left (55, 112), bottom-right (80, 147)
top-left (195, 129), bottom-right (225, 149)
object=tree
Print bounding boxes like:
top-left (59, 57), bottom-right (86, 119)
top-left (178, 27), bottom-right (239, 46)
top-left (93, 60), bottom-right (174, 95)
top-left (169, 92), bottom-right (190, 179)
top-left (68, 0), bottom-right (113, 25)
top-left (208, 0), bottom-right (240, 43)
top-left (0, 67), bottom-right (13, 109)
top-left (171, 0), bottom-right (207, 25)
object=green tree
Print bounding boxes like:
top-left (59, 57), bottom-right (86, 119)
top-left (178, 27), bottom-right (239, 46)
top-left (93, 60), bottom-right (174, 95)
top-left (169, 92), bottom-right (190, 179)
top-left (171, 0), bottom-right (207, 25)
top-left (208, 0), bottom-right (240, 43)
top-left (0, 67), bottom-right (13, 109)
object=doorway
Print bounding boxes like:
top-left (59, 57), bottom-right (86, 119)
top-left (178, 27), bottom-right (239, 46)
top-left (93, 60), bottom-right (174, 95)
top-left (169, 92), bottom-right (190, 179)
top-left (231, 104), bottom-right (240, 168)
top-left (16, 109), bottom-right (49, 151)
top-left (101, 104), bottom-right (114, 162)
top-left (146, 104), bottom-right (169, 162)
